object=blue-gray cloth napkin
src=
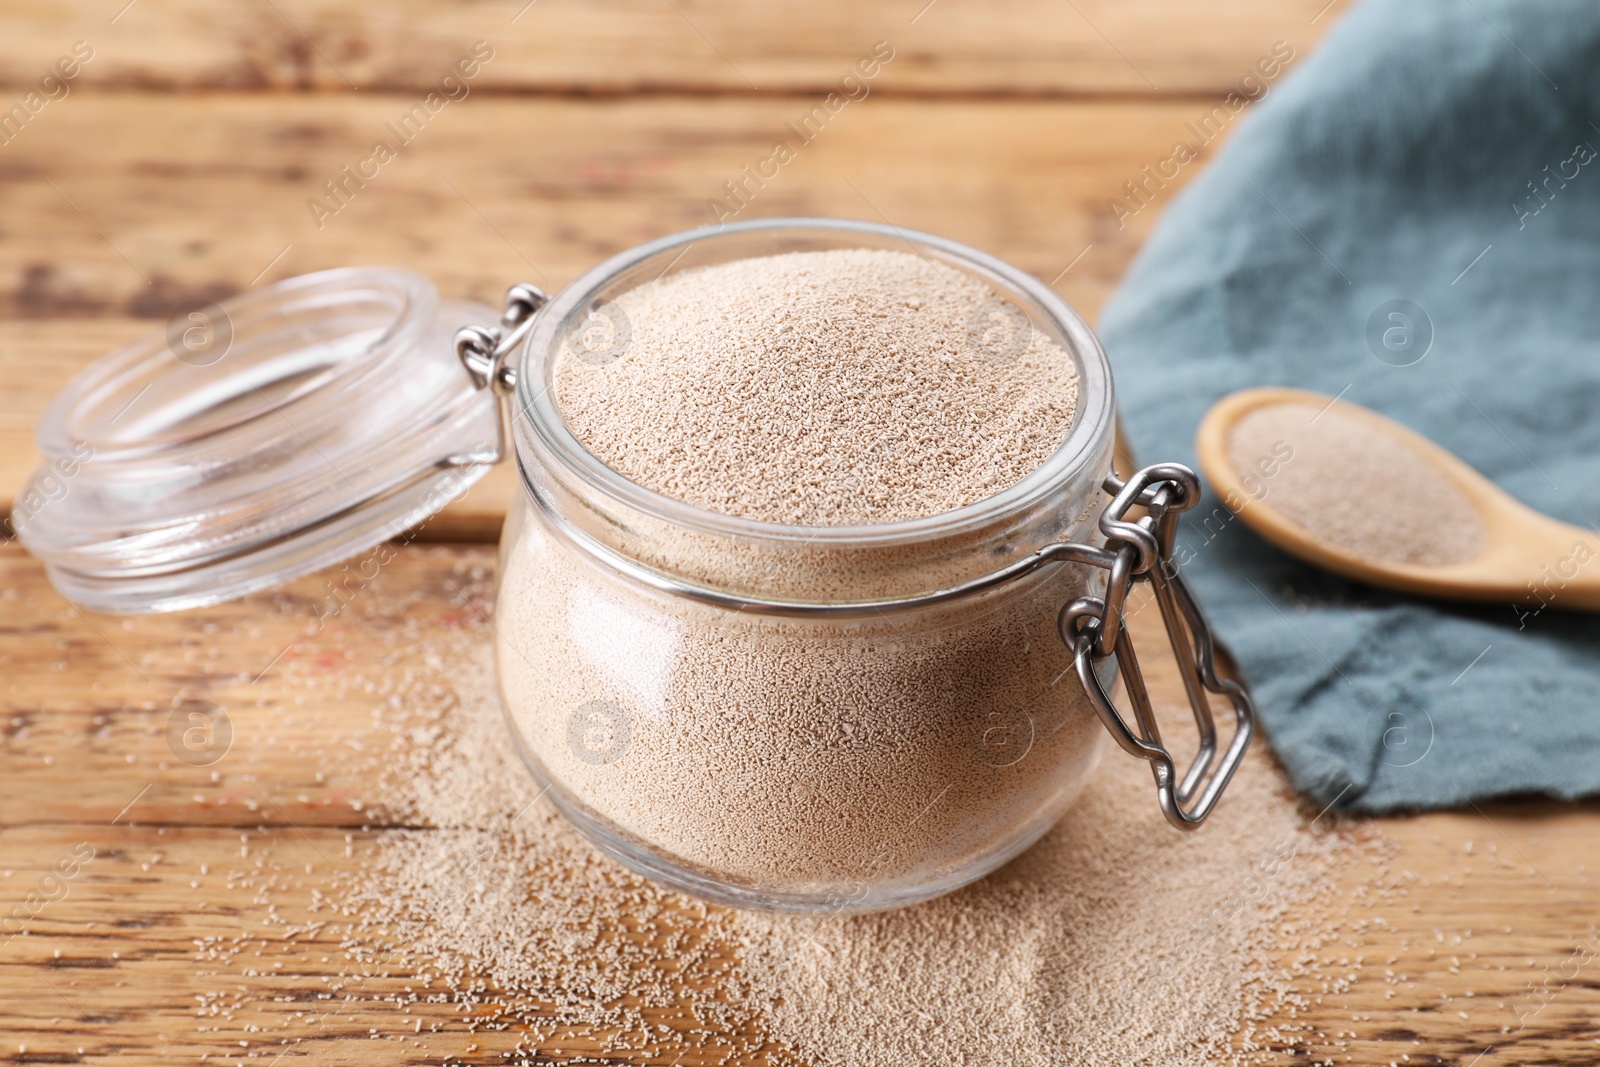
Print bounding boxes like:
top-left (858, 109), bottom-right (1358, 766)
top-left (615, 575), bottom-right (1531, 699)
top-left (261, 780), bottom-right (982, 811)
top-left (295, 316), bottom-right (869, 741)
top-left (1098, 0), bottom-right (1600, 812)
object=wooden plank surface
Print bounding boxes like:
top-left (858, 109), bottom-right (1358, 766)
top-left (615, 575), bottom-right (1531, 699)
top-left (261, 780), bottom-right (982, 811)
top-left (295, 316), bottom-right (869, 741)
top-left (0, 94), bottom-right (1236, 536)
top-left (3, 540), bottom-right (1600, 1065)
top-left (7, 3), bottom-right (1600, 1064)
top-left (0, 0), bottom-right (1334, 96)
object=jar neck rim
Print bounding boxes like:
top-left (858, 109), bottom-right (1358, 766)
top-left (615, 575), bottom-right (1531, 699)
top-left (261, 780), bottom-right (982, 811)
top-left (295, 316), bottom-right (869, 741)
top-left (512, 217), bottom-right (1116, 548)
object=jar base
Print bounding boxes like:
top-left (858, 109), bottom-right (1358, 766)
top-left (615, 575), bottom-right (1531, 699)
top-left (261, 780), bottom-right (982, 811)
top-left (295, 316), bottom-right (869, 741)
top-left (498, 699), bottom-right (1097, 915)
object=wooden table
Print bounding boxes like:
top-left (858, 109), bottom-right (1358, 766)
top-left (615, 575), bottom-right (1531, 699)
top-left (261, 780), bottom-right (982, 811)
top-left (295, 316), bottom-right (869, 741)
top-left (2, 3), bottom-right (1597, 1063)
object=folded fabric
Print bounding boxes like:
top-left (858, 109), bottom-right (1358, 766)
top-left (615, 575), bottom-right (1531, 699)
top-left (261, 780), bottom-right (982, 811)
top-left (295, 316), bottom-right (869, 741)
top-left (1098, 0), bottom-right (1600, 812)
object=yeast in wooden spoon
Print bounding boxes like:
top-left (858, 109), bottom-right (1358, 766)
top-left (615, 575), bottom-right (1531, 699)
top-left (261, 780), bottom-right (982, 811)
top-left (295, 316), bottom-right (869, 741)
top-left (1196, 387), bottom-right (1600, 610)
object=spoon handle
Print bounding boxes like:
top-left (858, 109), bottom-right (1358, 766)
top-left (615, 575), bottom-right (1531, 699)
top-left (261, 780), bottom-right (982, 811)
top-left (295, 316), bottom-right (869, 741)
top-left (1521, 526), bottom-right (1600, 612)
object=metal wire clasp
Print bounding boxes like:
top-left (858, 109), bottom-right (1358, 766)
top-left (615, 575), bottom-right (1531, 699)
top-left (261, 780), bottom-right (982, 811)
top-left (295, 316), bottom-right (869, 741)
top-left (449, 283), bottom-right (548, 467)
top-left (1060, 464), bottom-right (1255, 830)
top-left (457, 282), bottom-right (547, 394)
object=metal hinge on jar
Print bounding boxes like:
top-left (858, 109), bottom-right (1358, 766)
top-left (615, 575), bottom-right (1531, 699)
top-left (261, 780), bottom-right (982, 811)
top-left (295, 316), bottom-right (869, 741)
top-left (448, 282), bottom-right (549, 466)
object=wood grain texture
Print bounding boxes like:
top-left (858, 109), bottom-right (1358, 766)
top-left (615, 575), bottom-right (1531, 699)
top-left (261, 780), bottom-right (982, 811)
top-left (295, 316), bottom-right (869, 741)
top-left (3, 541), bottom-right (1599, 1065)
top-left (0, 539), bottom-right (478, 830)
top-left (7, 5), bottom-right (1600, 1063)
top-left (0, 0), bottom-right (1335, 96)
top-left (0, 92), bottom-right (1241, 533)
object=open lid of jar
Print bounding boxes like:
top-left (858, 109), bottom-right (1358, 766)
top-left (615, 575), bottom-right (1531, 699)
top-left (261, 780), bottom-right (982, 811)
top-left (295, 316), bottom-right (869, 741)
top-left (14, 267), bottom-right (504, 614)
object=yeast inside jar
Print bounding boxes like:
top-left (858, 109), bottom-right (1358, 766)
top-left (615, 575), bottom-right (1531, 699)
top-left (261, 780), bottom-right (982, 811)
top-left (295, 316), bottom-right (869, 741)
top-left (496, 229), bottom-right (1118, 912)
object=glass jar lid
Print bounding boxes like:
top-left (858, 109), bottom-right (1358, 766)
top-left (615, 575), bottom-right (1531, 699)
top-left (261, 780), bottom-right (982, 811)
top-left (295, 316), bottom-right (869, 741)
top-left (15, 267), bottom-right (501, 614)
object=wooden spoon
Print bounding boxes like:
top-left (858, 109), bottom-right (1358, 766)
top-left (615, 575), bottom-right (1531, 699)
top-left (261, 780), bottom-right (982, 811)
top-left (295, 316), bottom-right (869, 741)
top-left (1195, 387), bottom-right (1600, 611)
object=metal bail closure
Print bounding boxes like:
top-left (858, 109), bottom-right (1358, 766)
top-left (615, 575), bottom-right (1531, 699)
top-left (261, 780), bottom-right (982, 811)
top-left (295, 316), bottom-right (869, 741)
top-left (453, 282), bottom-right (549, 466)
top-left (15, 268), bottom-right (511, 615)
top-left (1059, 464), bottom-right (1256, 830)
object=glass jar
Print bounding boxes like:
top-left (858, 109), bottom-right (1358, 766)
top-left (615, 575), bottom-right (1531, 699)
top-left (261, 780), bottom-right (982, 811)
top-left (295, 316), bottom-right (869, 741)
top-left (17, 218), bottom-right (1253, 914)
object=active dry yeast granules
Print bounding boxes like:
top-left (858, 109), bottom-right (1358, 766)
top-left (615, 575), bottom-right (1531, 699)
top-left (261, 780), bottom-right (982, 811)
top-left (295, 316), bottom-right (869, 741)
top-left (1227, 401), bottom-right (1487, 567)
top-left (336, 591), bottom-right (1378, 1066)
top-left (552, 248), bottom-right (1080, 525)
top-left (499, 247), bottom-right (1105, 894)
